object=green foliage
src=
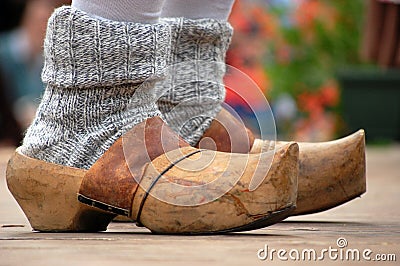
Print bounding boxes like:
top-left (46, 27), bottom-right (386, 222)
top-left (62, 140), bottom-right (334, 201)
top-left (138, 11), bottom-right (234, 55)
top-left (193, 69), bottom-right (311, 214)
top-left (266, 0), bottom-right (365, 98)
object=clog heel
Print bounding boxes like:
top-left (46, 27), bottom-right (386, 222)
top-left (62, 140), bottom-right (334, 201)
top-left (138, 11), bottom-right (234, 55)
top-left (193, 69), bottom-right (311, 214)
top-left (6, 149), bottom-right (114, 232)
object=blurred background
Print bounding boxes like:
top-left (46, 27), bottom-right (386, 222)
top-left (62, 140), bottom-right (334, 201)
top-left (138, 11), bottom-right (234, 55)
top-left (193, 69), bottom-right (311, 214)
top-left (0, 0), bottom-right (70, 146)
top-left (225, 0), bottom-right (400, 143)
top-left (0, 0), bottom-right (399, 147)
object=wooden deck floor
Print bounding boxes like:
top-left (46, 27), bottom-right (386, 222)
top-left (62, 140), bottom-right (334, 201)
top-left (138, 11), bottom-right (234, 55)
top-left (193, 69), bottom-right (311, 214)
top-left (0, 145), bottom-right (399, 266)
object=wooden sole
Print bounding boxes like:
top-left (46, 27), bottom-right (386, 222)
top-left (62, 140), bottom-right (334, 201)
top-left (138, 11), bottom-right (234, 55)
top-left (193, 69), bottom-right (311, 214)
top-left (150, 205), bottom-right (296, 235)
top-left (6, 148), bottom-right (115, 232)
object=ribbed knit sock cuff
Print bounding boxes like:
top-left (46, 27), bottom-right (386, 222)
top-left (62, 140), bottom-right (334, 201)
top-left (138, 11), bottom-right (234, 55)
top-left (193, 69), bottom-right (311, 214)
top-left (156, 17), bottom-right (233, 146)
top-left (21, 6), bottom-right (171, 169)
top-left (42, 6), bottom-right (171, 89)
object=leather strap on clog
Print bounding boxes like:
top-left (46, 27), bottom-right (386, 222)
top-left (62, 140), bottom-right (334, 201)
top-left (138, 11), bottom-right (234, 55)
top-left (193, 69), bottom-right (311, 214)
top-left (78, 117), bottom-right (189, 216)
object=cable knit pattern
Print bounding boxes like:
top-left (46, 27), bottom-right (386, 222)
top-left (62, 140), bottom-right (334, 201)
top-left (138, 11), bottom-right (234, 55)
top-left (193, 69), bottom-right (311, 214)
top-left (156, 18), bottom-right (233, 146)
top-left (21, 6), bottom-right (170, 169)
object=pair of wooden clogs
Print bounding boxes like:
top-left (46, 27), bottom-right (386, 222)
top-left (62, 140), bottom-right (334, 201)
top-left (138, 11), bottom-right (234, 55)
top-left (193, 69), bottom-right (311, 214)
top-left (6, 110), bottom-right (366, 234)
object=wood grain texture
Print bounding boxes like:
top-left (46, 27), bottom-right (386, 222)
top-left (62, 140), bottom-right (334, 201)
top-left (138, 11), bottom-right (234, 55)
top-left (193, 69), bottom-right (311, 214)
top-left (132, 144), bottom-right (298, 234)
top-left (201, 109), bottom-right (366, 216)
top-left (6, 149), bottom-right (114, 232)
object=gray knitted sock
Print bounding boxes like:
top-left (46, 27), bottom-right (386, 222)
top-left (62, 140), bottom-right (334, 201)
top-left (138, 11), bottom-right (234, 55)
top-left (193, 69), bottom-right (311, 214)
top-left (156, 18), bottom-right (233, 146)
top-left (21, 6), bottom-right (170, 169)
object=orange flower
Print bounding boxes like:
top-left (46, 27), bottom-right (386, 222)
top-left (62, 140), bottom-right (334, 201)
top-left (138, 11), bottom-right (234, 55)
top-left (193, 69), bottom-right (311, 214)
top-left (298, 80), bottom-right (340, 118)
top-left (250, 7), bottom-right (280, 38)
top-left (319, 81), bottom-right (340, 107)
top-left (295, 0), bottom-right (322, 29)
top-left (298, 91), bottom-right (324, 119)
top-left (293, 0), bottom-right (337, 42)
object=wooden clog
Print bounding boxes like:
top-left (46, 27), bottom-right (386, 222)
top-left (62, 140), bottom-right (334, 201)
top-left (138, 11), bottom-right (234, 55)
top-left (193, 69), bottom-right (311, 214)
top-left (199, 108), bottom-right (366, 215)
top-left (7, 117), bottom-right (299, 233)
